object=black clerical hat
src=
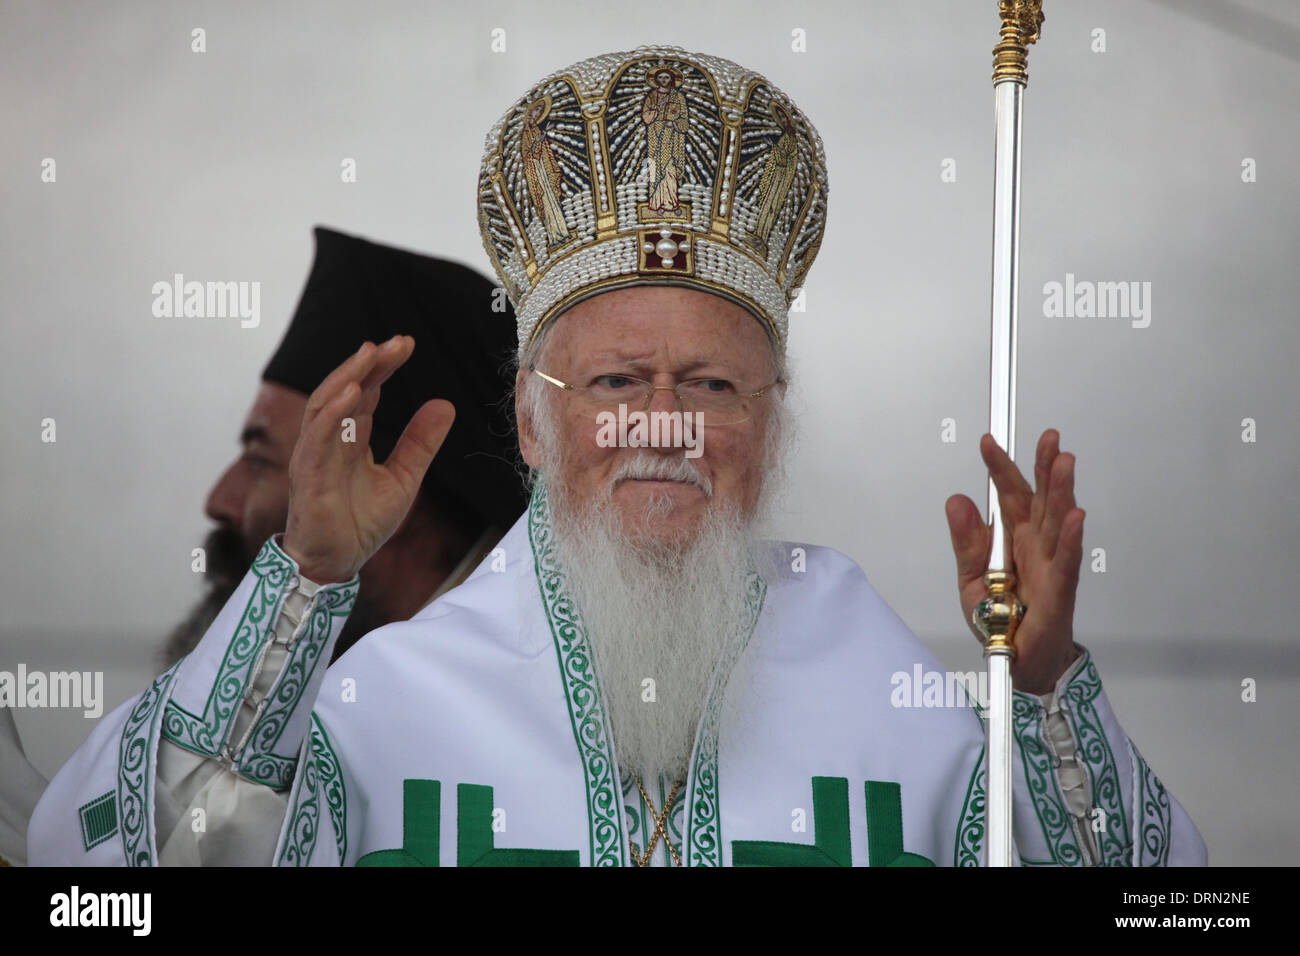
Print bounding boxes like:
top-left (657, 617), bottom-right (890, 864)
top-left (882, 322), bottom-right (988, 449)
top-left (262, 226), bottom-right (525, 532)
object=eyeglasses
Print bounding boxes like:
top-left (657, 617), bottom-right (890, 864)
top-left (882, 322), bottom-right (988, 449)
top-left (530, 367), bottom-right (781, 426)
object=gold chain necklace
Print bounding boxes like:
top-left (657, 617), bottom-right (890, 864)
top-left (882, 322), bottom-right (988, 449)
top-left (628, 775), bottom-right (684, 867)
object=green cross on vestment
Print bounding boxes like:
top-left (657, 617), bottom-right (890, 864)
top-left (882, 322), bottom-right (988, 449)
top-left (355, 779), bottom-right (580, 867)
top-left (731, 777), bottom-right (936, 866)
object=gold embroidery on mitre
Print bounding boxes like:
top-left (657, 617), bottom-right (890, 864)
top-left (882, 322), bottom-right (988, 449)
top-left (520, 93), bottom-right (574, 249)
top-left (639, 66), bottom-right (690, 223)
top-left (745, 101), bottom-right (800, 256)
top-left (476, 46), bottom-right (830, 352)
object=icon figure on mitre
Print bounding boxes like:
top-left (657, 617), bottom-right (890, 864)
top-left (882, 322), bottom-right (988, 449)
top-left (641, 66), bottom-right (689, 216)
top-left (747, 100), bottom-right (799, 255)
top-left (521, 93), bottom-right (572, 247)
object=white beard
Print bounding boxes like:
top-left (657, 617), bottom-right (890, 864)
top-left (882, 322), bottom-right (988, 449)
top-left (522, 356), bottom-right (794, 785)
top-left (546, 481), bottom-right (762, 784)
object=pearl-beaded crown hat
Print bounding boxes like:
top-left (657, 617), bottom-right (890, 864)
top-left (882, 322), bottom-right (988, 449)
top-left (477, 45), bottom-right (829, 354)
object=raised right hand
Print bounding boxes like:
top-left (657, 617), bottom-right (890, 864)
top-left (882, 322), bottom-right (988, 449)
top-left (282, 335), bottom-right (455, 584)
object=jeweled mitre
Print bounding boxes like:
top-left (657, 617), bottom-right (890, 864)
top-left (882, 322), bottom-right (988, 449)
top-left (477, 46), bottom-right (829, 352)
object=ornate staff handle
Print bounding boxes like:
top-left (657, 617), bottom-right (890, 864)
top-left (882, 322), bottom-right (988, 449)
top-left (992, 0), bottom-right (1045, 84)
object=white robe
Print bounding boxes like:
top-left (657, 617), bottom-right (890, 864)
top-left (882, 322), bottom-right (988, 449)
top-left (28, 483), bottom-right (1206, 867)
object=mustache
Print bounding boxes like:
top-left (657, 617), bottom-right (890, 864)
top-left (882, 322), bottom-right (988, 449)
top-left (610, 453), bottom-right (712, 497)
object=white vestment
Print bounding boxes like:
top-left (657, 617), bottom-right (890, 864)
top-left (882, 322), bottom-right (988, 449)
top-left (29, 484), bottom-right (1206, 867)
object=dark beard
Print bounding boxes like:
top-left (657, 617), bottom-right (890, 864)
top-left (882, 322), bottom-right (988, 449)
top-left (158, 525), bottom-right (387, 671)
top-left (329, 593), bottom-right (385, 664)
top-left (157, 579), bottom-right (237, 671)
top-left (156, 525), bottom-right (249, 671)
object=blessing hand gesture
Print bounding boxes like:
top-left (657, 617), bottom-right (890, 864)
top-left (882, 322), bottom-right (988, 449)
top-left (944, 429), bottom-right (1085, 694)
top-left (283, 336), bottom-right (455, 585)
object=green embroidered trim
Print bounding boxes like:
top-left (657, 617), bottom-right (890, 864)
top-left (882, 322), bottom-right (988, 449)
top-left (620, 770), bottom-right (648, 854)
top-left (238, 752), bottom-right (297, 791)
top-left (527, 482), bottom-right (625, 867)
top-left (1012, 694), bottom-right (1084, 866)
top-left (954, 745), bottom-right (986, 867)
top-left (277, 737), bottom-right (318, 865)
top-left (79, 792), bottom-right (118, 852)
top-left (160, 539), bottom-right (295, 756)
top-left (1133, 745), bottom-right (1171, 867)
top-left (278, 714), bottom-right (348, 866)
top-left (1060, 658), bottom-right (1131, 865)
top-left (355, 780), bottom-right (580, 867)
top-left (237, 581), bottom-right (357, 789)
top-left (118, 662), bottom-right (179, 867)
top-left (685, 571), bottom-right (766, 867)
top-left (684, 698), bottom-right (724, 865)
top-left (314, 716), bottom-right (348, 862)
top-left (159, 702), bottom-right (209, 758)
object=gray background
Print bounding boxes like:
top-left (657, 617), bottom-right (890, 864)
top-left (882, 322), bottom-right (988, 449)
top-left (1, 0), bottom-right (1296, 865)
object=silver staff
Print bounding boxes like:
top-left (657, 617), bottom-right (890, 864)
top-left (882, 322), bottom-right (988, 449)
top-left (971, 0), bottom-right (1043, 868)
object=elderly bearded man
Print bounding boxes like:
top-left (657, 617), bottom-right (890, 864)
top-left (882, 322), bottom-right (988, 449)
top-left (30, 47), bottom-right (1205, 867)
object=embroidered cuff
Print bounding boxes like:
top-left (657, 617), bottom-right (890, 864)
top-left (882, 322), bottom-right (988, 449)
top-left (1010, 646), bottom-right (1096, 866)
top-left (1034, 647), bottom-right (1099, 865)
top-left (160, 535), bottom-right (358, 791)
top-left (1011, 689), bottom-right (1086, 865)
top-left (1055, 646), bottom-right (1138, 866)
top-left (232, 536), bottom-right (357, 789)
